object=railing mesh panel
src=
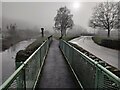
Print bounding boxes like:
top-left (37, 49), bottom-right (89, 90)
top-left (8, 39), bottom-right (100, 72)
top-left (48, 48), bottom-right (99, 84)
top-left (1, 37), bottom-right (52, 90)
top-left (60, 40), bottom-right (120, 89)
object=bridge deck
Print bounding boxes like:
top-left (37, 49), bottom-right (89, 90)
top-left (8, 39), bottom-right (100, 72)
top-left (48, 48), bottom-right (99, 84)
top-left (36, 39), bottom-right (79, 88)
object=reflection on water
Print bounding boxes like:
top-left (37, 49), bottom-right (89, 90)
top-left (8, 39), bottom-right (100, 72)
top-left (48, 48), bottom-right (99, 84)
top-left (0, 39), bottom-right (35, 85)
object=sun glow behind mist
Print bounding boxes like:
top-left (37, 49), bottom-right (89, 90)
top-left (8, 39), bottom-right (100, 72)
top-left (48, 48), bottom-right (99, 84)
top-left (72, 2), bottom-right (81, 10)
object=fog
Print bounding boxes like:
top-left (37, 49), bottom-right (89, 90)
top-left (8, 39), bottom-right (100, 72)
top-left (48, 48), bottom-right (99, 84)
top-left (0, 0), bottom-right (119, 86)
top-left (0, 3), bottom-right (1, 32)
top-left (2, 2), bottom-right (97, 30)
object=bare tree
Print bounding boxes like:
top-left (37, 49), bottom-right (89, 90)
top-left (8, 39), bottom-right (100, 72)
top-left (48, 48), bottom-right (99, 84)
top-left (89, 2), bottom-right (119, 37)
top-left (6, 23), bottom-right (17, 36)
top-left (54, 6), bottom-right (74, 38)
top-left (117, 2), bottom-right (120, 31)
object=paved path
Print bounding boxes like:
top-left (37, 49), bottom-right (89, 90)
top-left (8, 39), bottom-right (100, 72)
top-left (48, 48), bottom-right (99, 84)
top-left (70, 36), bottom-right (120, 70)
top-left (37, 39), bottom-right (78, 88)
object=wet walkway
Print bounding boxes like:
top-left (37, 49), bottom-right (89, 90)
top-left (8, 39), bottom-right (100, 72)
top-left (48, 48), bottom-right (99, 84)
top-left (36, 39), bottom-right (78, 88)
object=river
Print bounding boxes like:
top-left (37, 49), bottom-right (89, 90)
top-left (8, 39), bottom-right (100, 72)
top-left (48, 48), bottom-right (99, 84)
top-left (0, 39), bottom-right (35, 85)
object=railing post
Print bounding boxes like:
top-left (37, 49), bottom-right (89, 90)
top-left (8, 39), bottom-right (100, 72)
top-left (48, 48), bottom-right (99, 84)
top-left (16, 64), bottom-right (26, 90)
top-left (39, 48), bottom-right (41, 67)
top-left (72, 48), bottom-right (74, 66)
top-left (95, 66), bottom-right (98, 89)
top-left (95, 64), bottom-right (105, 89)
top-left (23, 66), bottom-right (26, 90)
top-left (1, 38), bottom-right (52, 90)
top-left (16, 61), bottom-right (23, 89)
top-left (97, 69), bottom-right (104, 88)
top-left (60, 40), bottom-right (120, 89)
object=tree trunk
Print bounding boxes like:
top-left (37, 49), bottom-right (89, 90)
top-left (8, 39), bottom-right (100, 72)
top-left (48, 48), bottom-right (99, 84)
top-left (107, 28), bottom-right (110, 37)
top-left (60, 30), bottom-right (63, 39)
top-left (61, 28), bottom-right (64, 38)
top-left (65, 30), bottom-right (66, 36)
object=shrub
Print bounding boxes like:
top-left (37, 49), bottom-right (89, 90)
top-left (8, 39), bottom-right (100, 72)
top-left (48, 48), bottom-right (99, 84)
top-left (15, 37), bottom-right (47, 62)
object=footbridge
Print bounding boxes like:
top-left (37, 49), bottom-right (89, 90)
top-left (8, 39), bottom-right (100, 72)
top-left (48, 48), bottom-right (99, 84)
top-left (0, 36), bottom-right (120, 90)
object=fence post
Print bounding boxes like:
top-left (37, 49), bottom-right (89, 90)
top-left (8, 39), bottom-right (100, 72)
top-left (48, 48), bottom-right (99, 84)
top-left (95, 67), bottom-right (104, 89)
top-left (95, 67), bottom-right (98, 89)
top-left (71, 48), bottom-right (74, 66)
top-left (15, 61), bottom-right (23, 89)
top-left (39, 48), bottom-right (41, 67)
top-left (23, 66), bottom-right (26, 90)
top-left (15, 63), bottom-right (26, 89)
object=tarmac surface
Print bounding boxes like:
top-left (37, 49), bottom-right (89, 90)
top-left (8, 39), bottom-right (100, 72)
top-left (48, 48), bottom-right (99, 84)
top-left (37, 39), bottom-right (78, 88)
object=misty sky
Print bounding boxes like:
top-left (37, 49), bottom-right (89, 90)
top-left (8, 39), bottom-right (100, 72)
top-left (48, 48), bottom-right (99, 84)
top-left (0, 2), bottom-right (1, 28)
top-left (2, 2), bottom-right (98, 30)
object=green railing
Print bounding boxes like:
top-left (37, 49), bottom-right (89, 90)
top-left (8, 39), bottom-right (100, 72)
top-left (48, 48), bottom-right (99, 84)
top-left (60, 40), bottom-right (120, 89)
top-left (0, 36), bottom-right (52, 90)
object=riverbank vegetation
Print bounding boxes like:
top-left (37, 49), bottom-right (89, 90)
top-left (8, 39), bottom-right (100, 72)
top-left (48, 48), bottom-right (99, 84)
top-left (2, 23), bottom-right (41, 51)
top-left (15, 32), bottom-right (82, 63)
top-left (15, 34), bottom-right (81, 63)
top-left (2, 29), bottom-right (40, 51)
top-left (15, 36), bottom-right (48, 62)
top-left (92, 36), bottom-right (120, 50)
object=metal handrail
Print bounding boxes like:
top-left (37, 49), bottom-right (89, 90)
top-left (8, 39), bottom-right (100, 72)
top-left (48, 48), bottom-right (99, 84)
top-left (1, 64), bottom-right (25, 90)
top-left (97, 64), bottom-right (120, 84)
top-left (63, 40), bottom-right (98, 65)
top-left (24, 40), bottom-right (47, 65)
top-left (0, 36), bottom-right (52, 90)
top-left (60, 40), bottom-right (120, 89)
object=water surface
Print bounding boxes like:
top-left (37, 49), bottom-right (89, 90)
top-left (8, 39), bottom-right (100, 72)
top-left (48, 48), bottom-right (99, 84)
top-left (0, 39), bottom-right (35, 85)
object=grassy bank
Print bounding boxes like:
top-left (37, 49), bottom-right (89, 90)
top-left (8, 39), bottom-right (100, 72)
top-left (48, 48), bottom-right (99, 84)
top-left (92, 36), bottom-right (120, 50)
top-left (15, 36), bottom-right (48, 62)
